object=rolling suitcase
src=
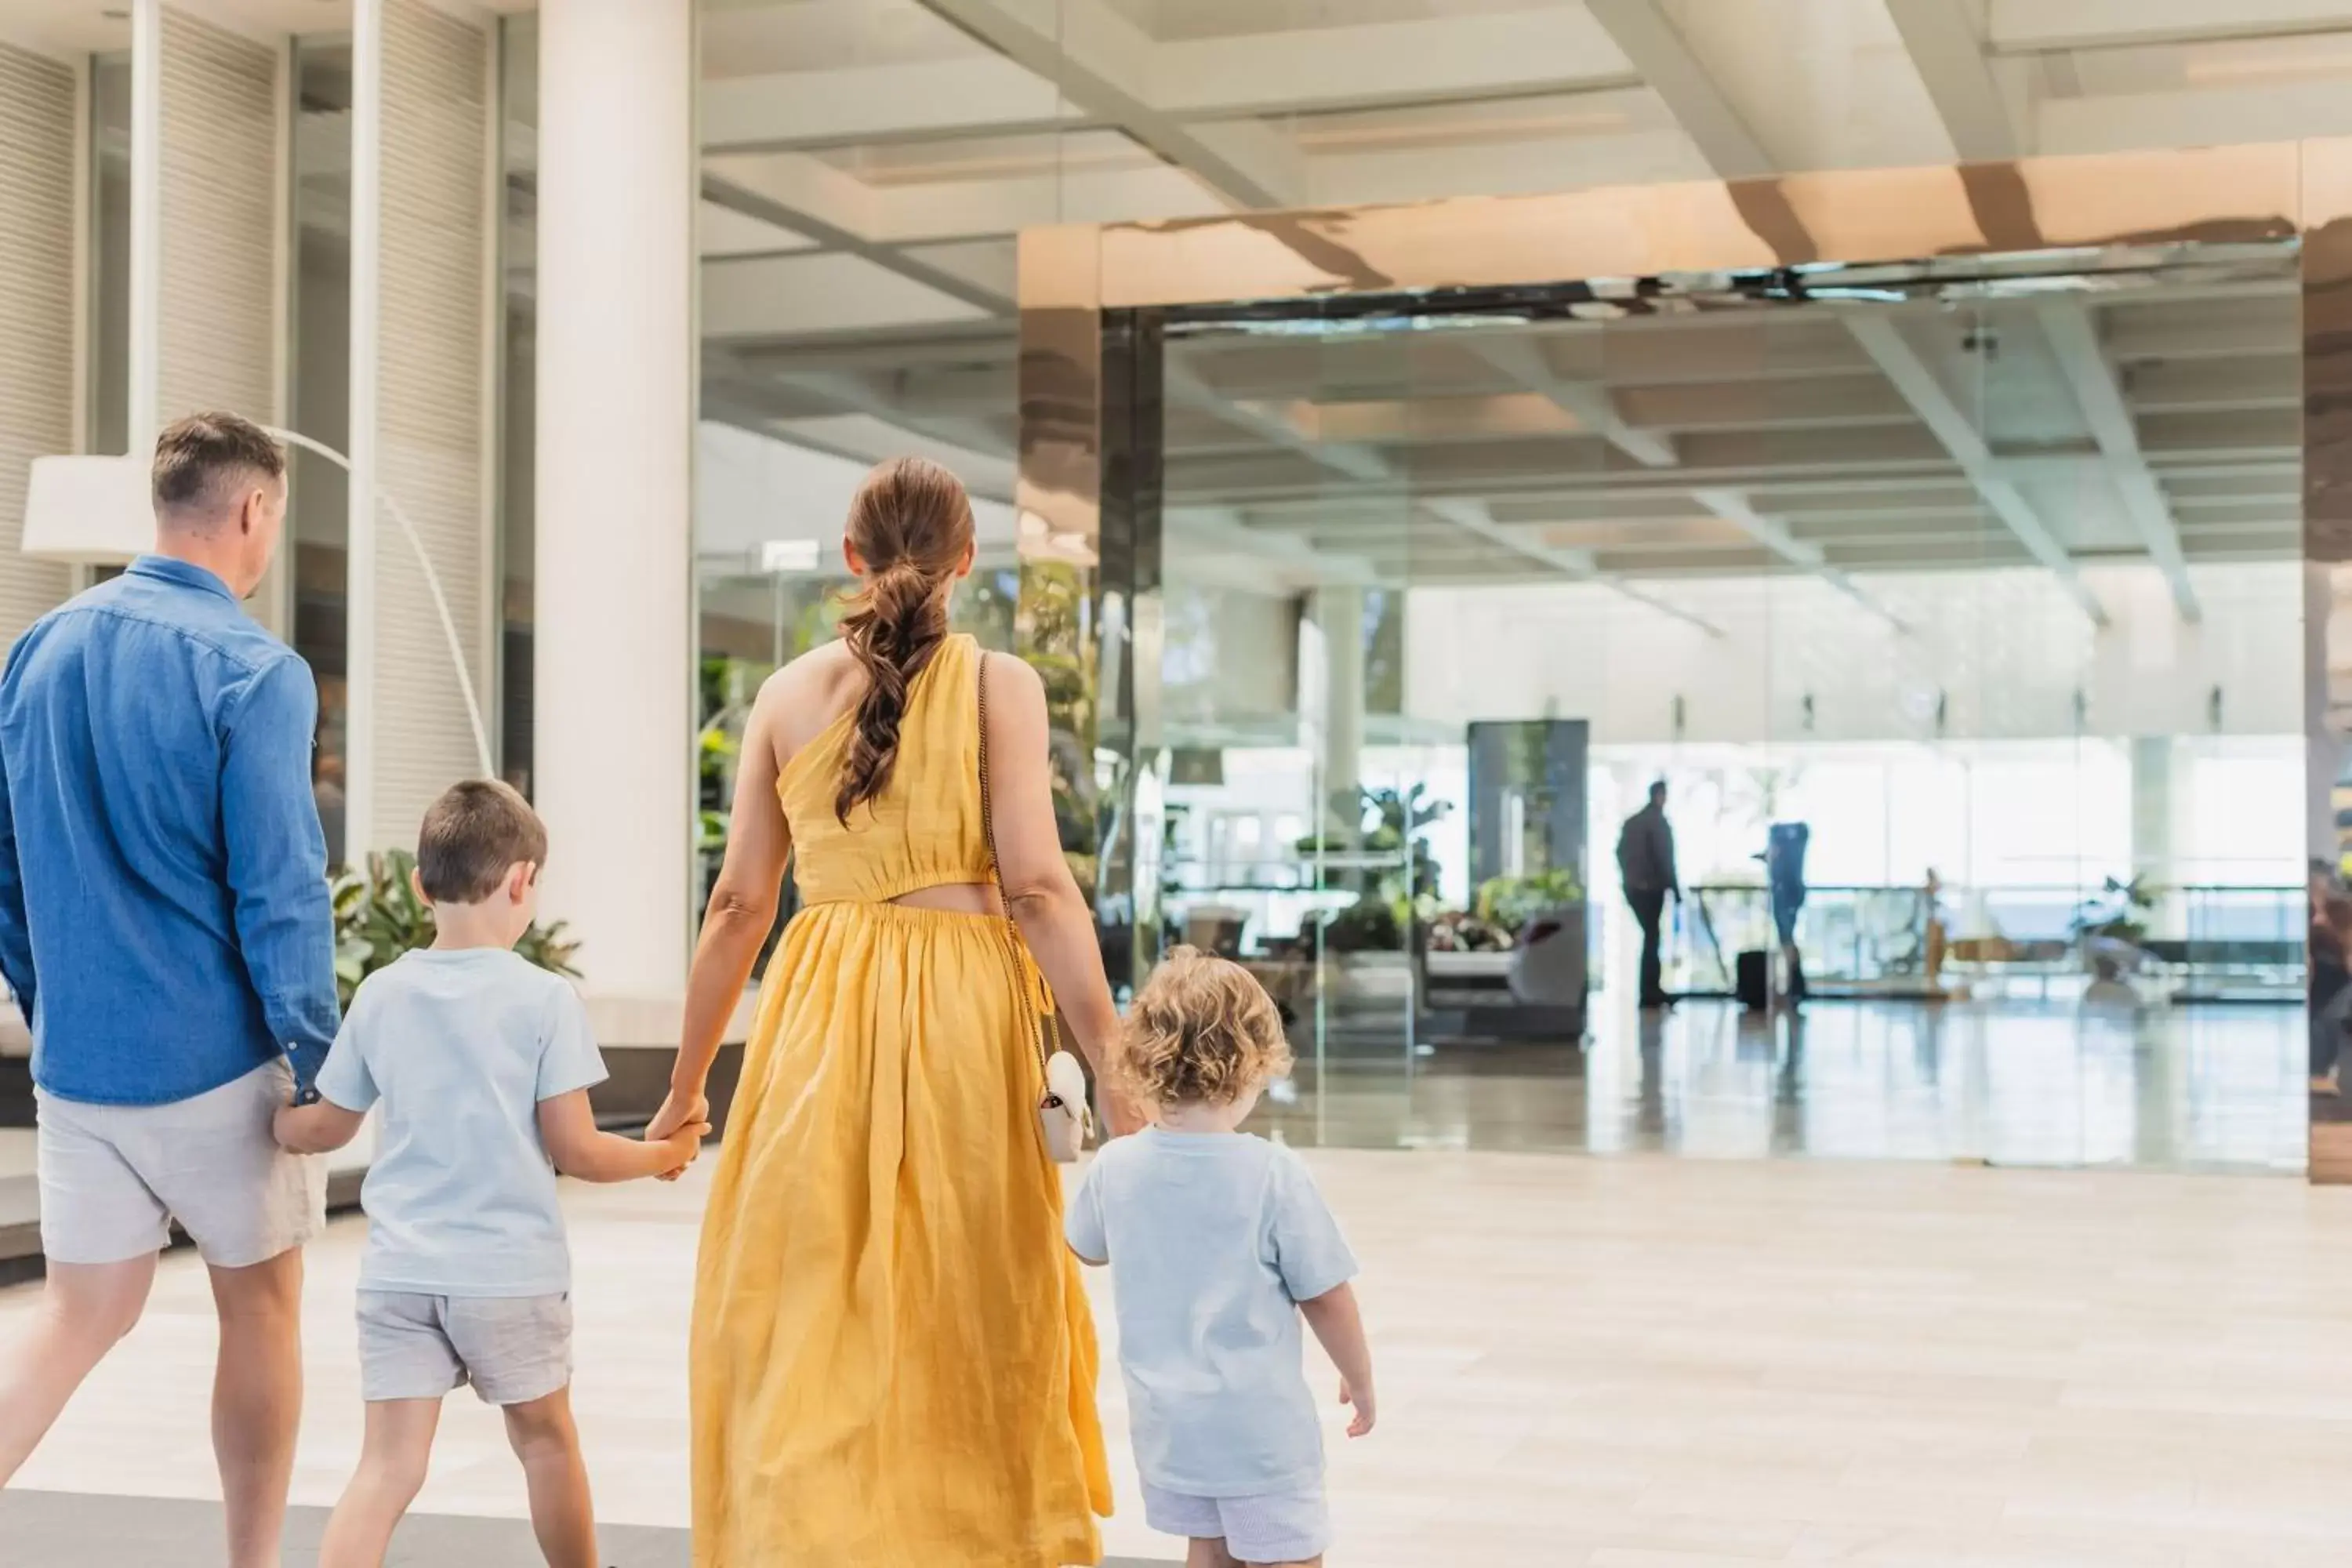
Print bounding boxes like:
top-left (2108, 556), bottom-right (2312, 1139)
top-left (1736, 949), bottom-right (1770, 1011)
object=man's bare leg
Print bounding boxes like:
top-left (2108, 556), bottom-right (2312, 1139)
top-left (210, 1248), bottom-right (305, 1568)
top-left (0, 1255), bottom-right (158, 1485)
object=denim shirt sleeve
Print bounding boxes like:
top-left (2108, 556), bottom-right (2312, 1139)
top-left (220, 653), bottom-right (339, 1087)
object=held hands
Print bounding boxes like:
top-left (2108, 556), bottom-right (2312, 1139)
top-left (649, 1120), bottom-right (711, 1180)
top-left (646, 1084), bottom-right (712, 1181)
top-left (1340, 1377), bottom-right (1376, 1438)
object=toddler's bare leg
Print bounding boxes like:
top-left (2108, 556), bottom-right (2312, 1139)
top-left (318, 1399), bottom-right (441, 1568)
top-left (1187, 1540), bottom-right (1243, 1568)
top-left (503, 1385), bottom-right (597, 1568)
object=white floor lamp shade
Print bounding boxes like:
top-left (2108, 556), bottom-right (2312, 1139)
top-left (20, 454), bottom-right (151, 564)
top-left (16, 437), bottom-right (493, 779)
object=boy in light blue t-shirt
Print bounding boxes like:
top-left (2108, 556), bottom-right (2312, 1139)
top-left (1068, 947), bottom-right (1374, 1568)
top-left (274, 780), bottom-right (708, 1568)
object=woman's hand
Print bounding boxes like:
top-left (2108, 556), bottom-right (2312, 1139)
top-left (1100, 1085), bottom-right (1148, 1139)
top-left (647, 1083), bottom-right (712, 1180)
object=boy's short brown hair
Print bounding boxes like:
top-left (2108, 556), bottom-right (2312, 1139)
top-left (416, 779), bottom-right (546, 903)
top-left (1113, 946), bottom-right (1294, 1109)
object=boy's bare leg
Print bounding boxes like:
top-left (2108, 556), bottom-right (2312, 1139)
top-left (503, 1385), bottom-right (597, 1568)
top-left (210, 1248), bottom-right (307, 1568)
top-left (0, 1256), bottom-right (157, 1485)
top-left (1186, 1540), bottom-right (1242, 1568)
top-left (318, 1399), bottom-right (442, 1568)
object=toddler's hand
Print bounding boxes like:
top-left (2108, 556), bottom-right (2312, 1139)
top-left (653, 1120), bottom-right (710, 1180)
top-left (1340, 1377), bottom-right (1375, 1438)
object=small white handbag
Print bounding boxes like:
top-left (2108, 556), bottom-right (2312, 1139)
top-left (977, 652), bottom-right (1094, 1163)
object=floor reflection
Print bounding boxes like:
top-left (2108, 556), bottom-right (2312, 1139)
top-left (1250, 999), bottom-right (2307, 1174)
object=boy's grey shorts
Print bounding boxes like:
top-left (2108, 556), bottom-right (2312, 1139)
top-left (357, 1290), bottom-right (572, 1406)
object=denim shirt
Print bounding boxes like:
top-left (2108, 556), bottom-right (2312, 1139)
top-left (0, 556), bottom-right (339, 1105)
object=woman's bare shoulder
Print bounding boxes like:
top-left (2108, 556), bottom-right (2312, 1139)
top-left (753, 641), bottom-right (862, 752)
top-left (978, 645), bottom-right (1044, 701)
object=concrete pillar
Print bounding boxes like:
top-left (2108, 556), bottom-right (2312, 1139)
top-left (532, 0), bottom-right (695, 999)
top-left (1309, 586), bottom-right (1366, 836)
top-left (0, 44), bottom-right (78, 647)
top-left (347, 0), bottom-right (495, 857)
top-left (2130, 735), bottom-right (2176, 890)
top-left (136, 3), bottom-right (290, 633)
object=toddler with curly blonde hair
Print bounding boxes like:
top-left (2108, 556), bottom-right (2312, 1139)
top-left (1067, 948), bottom-right (1373, 1568)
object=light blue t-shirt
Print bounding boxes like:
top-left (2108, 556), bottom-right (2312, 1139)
top-left (1065, 1128), bottom-right (1358, 1497)
top-left (315, 948), bottom-right (607, 1298)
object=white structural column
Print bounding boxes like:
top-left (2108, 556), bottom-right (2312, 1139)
top-left (347, 0), bottom-right (494, 858)
top-left (1309, 586), bottom-right (1366, 837)
top-left (156, 9), bottom-right (276, 428)
top-left (151, 6), bottom-right (286, 630)
top-left (534, 0), bottom-right (695, 998)
top-left (0, 45), bottom-right (78, 646)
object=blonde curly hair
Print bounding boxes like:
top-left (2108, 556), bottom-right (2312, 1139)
top-left (1113, 946), bottom-right (1294, 1110)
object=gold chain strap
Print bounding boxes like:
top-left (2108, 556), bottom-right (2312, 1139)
top-left (975, 649), bottom-right (1055, 1088)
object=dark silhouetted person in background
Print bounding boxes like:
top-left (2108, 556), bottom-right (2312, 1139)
top-left (1617, 781), bottom-right (1679, 1011)
top-left (1766, 821), bottom-right (1812, 1005)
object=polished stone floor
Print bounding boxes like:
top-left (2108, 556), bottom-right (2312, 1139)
top-left (18, 1152), bottom-right (2352, 1566)
top-left (1256, 997), bottom-right (2308, 1174)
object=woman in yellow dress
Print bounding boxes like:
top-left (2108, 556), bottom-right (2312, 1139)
top-left (651, 457), bottom-right (1131, 1565)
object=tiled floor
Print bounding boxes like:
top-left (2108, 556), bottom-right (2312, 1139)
top-left (1258, 996), bottom-right (2308, 1172)
top-left (15, 1149), bottom-right (2352, 1565)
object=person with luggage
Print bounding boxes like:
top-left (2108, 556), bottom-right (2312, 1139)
top-left (1617, 782), bottom-right (1679, 1011)
top-left (1766, 821), bottom-right (1811, 1006)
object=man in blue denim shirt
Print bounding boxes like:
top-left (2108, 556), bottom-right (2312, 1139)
top-left (0, 414), bottom-right (337, 1568)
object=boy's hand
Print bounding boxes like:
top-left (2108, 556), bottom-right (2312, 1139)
top-left (1340, 1377), bottom-right (1375, 1438)
top-left (652, 1121), bottom-right (710, 1179)
top-left (270, 1102), bottom-right (303, 1152)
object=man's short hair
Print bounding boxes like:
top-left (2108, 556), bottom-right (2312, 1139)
top-left (152, 412), bottom-right (285, 520)
top-left (416, 779), bottom-right (547, 904)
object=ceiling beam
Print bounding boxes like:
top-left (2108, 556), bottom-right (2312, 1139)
top-left (1584, 0), bottom-right (1776, 179)
top-left (916, 0), bottom-right (1301, 209)
top-left (1844, 314), bottom-right (2109, 626)
top-left (1989, 0), bottom-right (2352, 52)
top-left (1471, 337), bottom-right (1681, 467)
top-left (1689, 488), bottom-right (1907, 631)
top-left (699, 169), bottom-right (1012, 316)
top-left (2034, 303), bottom-right (2201, 622)
top-left (1885, 0), bottom-right (2024, 161)
top-left (1422, 498), bottom-right (1722, 634)
top-left (1168, 506), bottom-right (1380, 590)
top-left (1167, 367), bottom-right (1719, 632)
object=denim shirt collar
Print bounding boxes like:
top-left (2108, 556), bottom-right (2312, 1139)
top-left (126, 554), bottom-right (237, 604)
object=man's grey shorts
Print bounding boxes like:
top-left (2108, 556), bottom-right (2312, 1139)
top-left (358, 1290), bottom-right (573, 1406)
top-left (36, 1058), bottom-right (325, 1269)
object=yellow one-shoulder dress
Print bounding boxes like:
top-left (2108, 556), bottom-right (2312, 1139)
top-left (690, 635), bottom-right (1111, 1567)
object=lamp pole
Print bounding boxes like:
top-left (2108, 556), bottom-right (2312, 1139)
top-left (264, 426), bottom-right (495, 780)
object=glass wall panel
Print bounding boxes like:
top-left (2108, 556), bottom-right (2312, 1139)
top-left (688, 2), bottom-right (2309, 1171)
top-left (1136, 244), bottom-right (2306, 1168)
top-left (288, 38), bottom-right (353, 867)
top-left (87, 53), bottom-right (130, 459)
top-left (499, 15), bottom-right (536, 797)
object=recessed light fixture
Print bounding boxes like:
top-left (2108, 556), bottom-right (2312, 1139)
top-left (101, 7), bottom-right (129, 18)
